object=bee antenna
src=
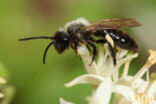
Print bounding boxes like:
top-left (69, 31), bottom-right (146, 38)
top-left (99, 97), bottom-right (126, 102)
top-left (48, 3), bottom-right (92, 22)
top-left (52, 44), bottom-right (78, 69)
top-left (19, 36), bottom-right (55, 41)
top-left (43, 41), bottom-right (55, 64)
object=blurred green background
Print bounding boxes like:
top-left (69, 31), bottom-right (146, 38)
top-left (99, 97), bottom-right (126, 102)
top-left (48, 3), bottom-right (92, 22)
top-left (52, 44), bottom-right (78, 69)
top-left (0, 0), bottom-right (156, 104)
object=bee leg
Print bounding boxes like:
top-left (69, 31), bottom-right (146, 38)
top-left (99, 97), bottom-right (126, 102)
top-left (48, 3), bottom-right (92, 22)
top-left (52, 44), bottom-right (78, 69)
top-left (88, 42), bottom-right (97, 65)
top-left (95, 39), bottom-right (107, 44)
top-left (94, 39), bottom-right (116, 65)
top-left (89, 37), bottom-right (107, 44)
top-left (107, 42), bottom-right (116, 66)
top-left (88, 36), bottom-right (96, 42)
top-left (73, 41), bottom-right (78, 57)
top-left (86, 45), bottom-right (91, 55)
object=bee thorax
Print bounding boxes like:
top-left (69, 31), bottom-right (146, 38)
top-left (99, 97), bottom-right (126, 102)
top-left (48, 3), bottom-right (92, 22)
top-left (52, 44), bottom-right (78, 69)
top-left (65, 18), bottom-right (89, 35)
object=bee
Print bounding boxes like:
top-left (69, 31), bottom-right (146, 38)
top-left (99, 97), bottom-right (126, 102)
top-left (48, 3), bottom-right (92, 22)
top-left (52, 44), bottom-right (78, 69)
top-left (19, 18), bottom-right (141, 65)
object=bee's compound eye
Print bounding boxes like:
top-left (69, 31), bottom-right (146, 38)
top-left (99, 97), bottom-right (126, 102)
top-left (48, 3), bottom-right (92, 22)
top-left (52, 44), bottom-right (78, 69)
top-left (55, 31), bottom-right (69, 41)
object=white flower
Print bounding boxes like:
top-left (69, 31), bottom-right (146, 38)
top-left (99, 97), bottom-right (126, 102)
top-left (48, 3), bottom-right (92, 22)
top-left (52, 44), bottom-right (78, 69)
top-left (118, 50), bottom-right (156, 104)
top-left (0, 77), bottom-right (6, 98)
top-left (60, 35), bottom-right (156, 104)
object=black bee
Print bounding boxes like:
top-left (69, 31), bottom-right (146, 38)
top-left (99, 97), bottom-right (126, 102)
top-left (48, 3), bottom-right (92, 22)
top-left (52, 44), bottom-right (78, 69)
top-left (19, 18), bottom-right (141, 65)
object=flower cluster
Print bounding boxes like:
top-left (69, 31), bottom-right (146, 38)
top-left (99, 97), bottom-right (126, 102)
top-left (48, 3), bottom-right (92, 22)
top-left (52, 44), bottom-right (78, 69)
top-left (0, 77), bottom-right (6, 98)
top-left (60, 35), bottom-right (156, 104)
top-left (0, 63), bottom-right (15, 104)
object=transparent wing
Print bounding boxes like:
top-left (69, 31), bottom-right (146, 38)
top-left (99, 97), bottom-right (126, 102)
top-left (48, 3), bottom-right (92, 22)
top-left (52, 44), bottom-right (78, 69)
top-left (80, 18), bottom-right (142, 34)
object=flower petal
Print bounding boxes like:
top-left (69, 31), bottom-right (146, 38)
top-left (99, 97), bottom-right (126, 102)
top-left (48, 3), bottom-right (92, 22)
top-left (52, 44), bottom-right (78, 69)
top-left (87, 78), bottom-right (112, 104)
top-left (112, 84), bottom-right (135, 100)
top-left (65, 74), bottom-right (105, 87)
top-left (0, 77), bottom-right (6, 84)
top-left (130, 50), bottom-right (156, 86)
top-left (147, 81), bottom-right (156, 97)
top-left (148, 50), bottom-right (156, 65)
top-left (77, 45), bottom-right (99, 74)
top-left (0, 93), bottom-right (4, 98)
top-left (60, 98), bottom-right (75, 104)
top-left (117, 53), bottom-right (138, 66)
top-left (118, 76), bottom-right (148, 92)
top-left (116, 48), bottom-right (128, 59)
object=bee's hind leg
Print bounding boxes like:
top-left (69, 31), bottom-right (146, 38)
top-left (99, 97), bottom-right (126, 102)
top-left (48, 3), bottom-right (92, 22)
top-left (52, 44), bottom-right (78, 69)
top-left (95, 39), bottom-right (116, 66)
top-left (95, 39), bottom-right (107, 44)
top-left (107, 42), bottom-right (116, 66)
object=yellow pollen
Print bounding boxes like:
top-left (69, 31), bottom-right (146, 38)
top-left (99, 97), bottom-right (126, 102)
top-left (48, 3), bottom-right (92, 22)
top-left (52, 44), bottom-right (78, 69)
top-left (135, 92), bottom-right (155, 104)
top-left (148, 50), bottom-right (156, 65)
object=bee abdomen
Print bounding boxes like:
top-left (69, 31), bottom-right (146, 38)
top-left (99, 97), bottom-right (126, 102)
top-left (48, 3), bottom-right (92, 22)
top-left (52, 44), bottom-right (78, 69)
top-left (94, 29), bottom-right (139, 52)
top-left (109, 29), bottom-right (138, 52)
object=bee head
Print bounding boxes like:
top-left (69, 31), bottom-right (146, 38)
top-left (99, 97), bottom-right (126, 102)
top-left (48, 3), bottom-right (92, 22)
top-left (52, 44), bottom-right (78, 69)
top-left (53, 31), bottom-right (70, 54)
